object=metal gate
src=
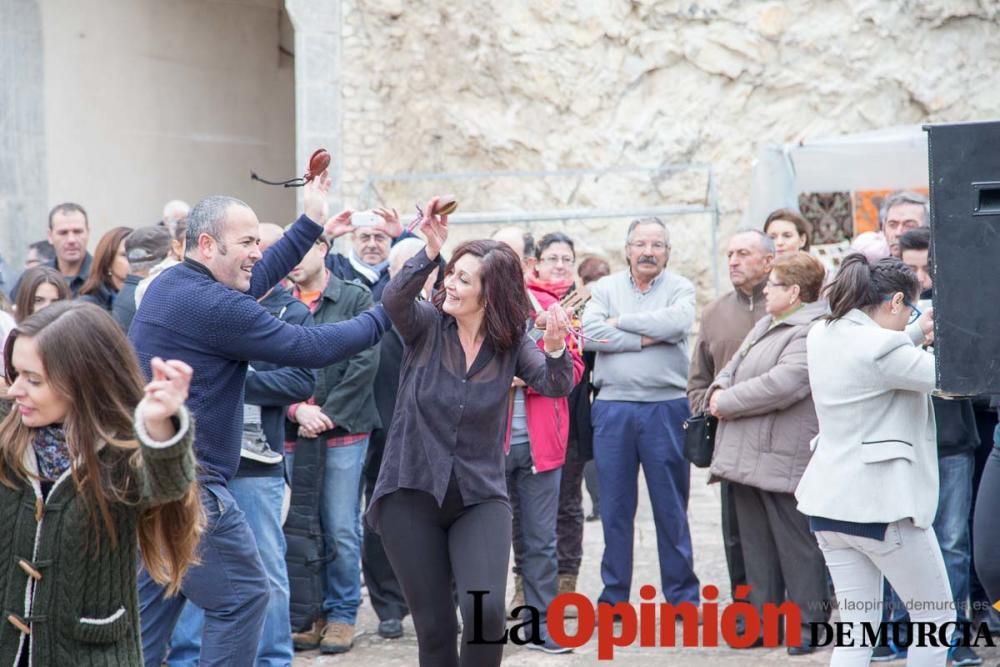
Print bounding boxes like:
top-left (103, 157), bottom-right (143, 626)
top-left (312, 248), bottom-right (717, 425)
top-left (357, 164), bottom-right (721, 292)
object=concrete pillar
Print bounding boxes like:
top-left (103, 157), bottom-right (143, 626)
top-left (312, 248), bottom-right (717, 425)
top-left (0, 0), bottom-right (48, 266)
top-left (284, 0), bottom-right (343, 213)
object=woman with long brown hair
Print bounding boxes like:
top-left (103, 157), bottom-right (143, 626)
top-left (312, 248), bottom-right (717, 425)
top-left (79, 226), bottom-right (133, 312)
top-left (0, 301), bottom-right (202, 666)
top-left (14, 266), bottom-right (70, 323)
top-left (369, 199), bottom-right (575, 666)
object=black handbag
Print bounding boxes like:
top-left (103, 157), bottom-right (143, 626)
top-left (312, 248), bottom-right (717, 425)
top-left (683, 412), bottom-right (718, 468)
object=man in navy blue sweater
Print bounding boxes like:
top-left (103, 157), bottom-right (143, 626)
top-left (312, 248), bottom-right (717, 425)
top-left (131, 174), bottom-right (392, 667)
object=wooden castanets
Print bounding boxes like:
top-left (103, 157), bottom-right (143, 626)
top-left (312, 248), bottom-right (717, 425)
top-left (251, 148), bottom-right (331, 188)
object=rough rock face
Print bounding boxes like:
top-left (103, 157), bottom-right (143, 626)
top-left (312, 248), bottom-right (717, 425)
top-left (335, 0), bottom-right (1000, 300)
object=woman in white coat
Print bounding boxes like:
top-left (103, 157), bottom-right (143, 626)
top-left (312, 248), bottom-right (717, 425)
top-left (795, 253), bottom-right (951, 667)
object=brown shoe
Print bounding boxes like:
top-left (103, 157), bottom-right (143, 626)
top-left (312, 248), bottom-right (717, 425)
top-left (558, 574), bottom-right (578, 618)
top-left (507, 574), bottom-right (525, 619)
top-left (291, 618), bottom-right (326, 651)
top-left (320, 622), bottom-right (355, 654)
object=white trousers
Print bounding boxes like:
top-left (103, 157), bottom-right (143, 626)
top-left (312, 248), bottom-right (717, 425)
top-left (815, 519), bottom-right (954, 667)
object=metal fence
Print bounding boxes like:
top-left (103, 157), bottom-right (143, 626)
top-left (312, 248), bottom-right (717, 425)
top-left (358, 164), bottom-right (721, 292)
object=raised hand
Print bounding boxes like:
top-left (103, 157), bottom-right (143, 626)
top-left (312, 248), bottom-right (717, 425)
top-left (324, 209), bottom-right (355, 239)
top-left (420, 196), bottom-right (449, 260)
top-left (303, 169), bottom-right (332, 224)
top-left (141, 357), bottom-right (194, 441)
top-left (374, 207), bottom-right (403, 239)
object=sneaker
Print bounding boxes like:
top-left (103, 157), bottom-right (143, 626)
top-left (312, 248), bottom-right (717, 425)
top-left (240, 436), bottom-right (283, 464)
top-left (950, 645), bottom-right (983, 666)
top-left (525, 636), bottom-right (573, 654)
top-left (378, 618), bottom-right (403, 639)
top-left (291, 619), bottom-right (326, 651)
top-left (320, 622), bottom-right (354, 654)
top-left (870, 641), bottom-right (907, 661)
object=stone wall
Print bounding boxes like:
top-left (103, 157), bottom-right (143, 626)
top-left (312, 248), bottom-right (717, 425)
top-left (333, 0), bottom-right (1000, 299)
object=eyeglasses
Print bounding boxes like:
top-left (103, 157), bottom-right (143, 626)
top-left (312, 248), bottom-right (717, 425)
top-left (627, 241), bottom-right (669, 252)
top-left (539, 255), bottom-right (575, 266)
top-left (885, 295), bottom-right (922, 324)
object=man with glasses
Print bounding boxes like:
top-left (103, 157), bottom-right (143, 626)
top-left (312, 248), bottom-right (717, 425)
top-left (324, 209), bottom-right (411, 301)
top-left (581, 217), bottom-right (700, 610)
top-left (687, 228), bottom-right (775, 630)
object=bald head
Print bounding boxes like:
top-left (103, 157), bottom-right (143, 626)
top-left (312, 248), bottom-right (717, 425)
top-left (491, 227), bottom-right (529, 260)
top-left (258, 223), bottom-right (284, 253)
top-left (491, 226), bottom-right (535, 277)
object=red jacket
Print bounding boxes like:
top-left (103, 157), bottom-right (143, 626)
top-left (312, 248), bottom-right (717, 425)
top-left (504, 278), bottom-right (585, 472)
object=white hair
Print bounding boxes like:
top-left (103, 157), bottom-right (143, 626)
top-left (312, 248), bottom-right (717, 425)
top-left (162, 199), bottom-right (191, 225)
top-left (388, 237), bottom-right (428, 277)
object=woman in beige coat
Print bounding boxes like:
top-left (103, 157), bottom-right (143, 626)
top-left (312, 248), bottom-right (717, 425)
top-left (707, 251), bottom-right (830, 654)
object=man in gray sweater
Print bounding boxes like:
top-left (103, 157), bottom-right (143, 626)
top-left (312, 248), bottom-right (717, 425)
top-left (582, 217), bottom-right (700, 608)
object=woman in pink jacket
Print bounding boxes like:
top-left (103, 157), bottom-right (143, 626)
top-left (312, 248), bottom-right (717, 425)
top-left (505, 232), bottom-right (584, 652)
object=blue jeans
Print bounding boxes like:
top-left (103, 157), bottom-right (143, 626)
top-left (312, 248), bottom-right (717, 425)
top-left (883, 451), bottom-right (975, 636)
top-left (935, 452), bottom-right (974, 625)
top-left (287, 437), bottom-right (368, 625)
top-left (166, 476), bottom-right (292, 667)
top-left (139, 481), bottom-right (270, 667)
top-left (592, 398), bottom-right (700, 605)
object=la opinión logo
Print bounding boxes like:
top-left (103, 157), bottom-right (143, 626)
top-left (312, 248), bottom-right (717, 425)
top-left (468, 584), bottom-right (798, 660)
top-left (467, 585), bottom-right (1000, 660)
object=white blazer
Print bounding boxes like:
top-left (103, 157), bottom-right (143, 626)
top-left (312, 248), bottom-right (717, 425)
top-left (795, 309), bottom-right (938, 528)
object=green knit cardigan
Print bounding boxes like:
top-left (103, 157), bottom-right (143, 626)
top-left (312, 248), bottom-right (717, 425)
top-left (0, 407), bottom-right (195, 667)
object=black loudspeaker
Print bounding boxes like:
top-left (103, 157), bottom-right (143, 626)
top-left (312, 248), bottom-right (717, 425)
top-left (925, 120), bottom-right (1000, 395)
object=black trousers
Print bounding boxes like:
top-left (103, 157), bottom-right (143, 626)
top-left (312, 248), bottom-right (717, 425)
top-left (362, 462), bottom-right (409, 621)
top-left (720, 480), bottom-right (748, 598)
top-left (380, 479), bottom-right (512, 667)
top-left (973, 447), bottom-right (1000, 604)
top-left (731, 483), bottom-right (831, 633)
top-left (969, 406), bottom-right (998, 615)
top-left (557, 459), bottom-right (586, 575)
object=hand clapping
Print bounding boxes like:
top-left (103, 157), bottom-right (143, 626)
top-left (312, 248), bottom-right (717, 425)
top-left (141, 357), bottom-right (193, 441)
top-left (542, 303), bottom-right (570, 354)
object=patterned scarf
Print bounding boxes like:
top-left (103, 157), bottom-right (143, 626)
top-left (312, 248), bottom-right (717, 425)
top-left (32, 426), bottom-right (71, 481)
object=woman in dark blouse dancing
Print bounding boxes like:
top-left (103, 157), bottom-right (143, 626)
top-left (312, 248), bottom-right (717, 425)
top-left (369, 198), bottom-right (575, 667)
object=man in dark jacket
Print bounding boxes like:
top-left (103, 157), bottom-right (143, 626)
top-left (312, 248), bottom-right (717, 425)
top-left (323, 208), bottom-right (420, 301)
top-left (113, 225), bottom-right (172, 331)
top-left (286, 232), bottom-right (381, 655)
top-left (876, 228), bottom-right (983, 666)
top-left (11, 202), bottom-right (93, 299)
top-left (361, 237), bottom-right (441, 641)
top-left (166, 223), bottom-right (315, 665)
top-left (687, 228), bottom-right (773, 617)
top-left (131, 187), bottom-right (391, 667)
